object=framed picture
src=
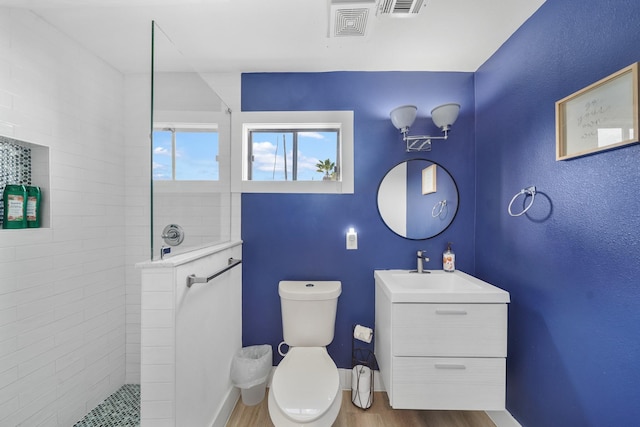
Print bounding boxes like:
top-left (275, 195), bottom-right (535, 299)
top-left (556, 62), bottom-right (639, 160)
top-left (421, 164), bottom-right (436, 195)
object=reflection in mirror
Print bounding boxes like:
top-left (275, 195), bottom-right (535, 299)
top-left (151, 22), bottom-right (232, 259)
top-left (377, 159), bottom-right (458, 240)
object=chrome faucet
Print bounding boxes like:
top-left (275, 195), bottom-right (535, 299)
top-left (416, 250), bottom-right (430, 273)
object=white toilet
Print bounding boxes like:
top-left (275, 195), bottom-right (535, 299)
top-left (268, 280), bottom-right (342, 427)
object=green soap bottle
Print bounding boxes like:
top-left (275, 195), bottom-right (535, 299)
top-left (26, 186), bottom-right (42, 228)
top-left (2, 184), bottom-right (27, 229)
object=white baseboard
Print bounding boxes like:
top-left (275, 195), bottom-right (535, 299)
top-left (486, 410), bottom-right (522, 427)
top-left (211, 387), bottom-right (240, 427)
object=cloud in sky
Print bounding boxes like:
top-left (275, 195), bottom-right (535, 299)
top-left (298, 152), bottom-right (320, 173)
top-left (299, 131), bottom-right (324, 139)
top-left (252, 141), bottom-right (283, 173)
top-left (153, 161), bottom-right (170, 180)
top-left (154, 145), bottom-right (184, 158)
top-left (154, 146), bottom-right (170, 156)
top-left (252, 140), bottom-right (321, 179)
top-left (153, 161), bottom-right (166, 170)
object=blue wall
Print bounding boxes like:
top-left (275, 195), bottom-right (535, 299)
top-left (241, 2), bottom-right (639, 424)
top-left (241, 72), bottom-right (475, 368)
top-left (474, 0), bottom-right (640, 426)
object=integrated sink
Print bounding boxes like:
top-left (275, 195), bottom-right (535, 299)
top-left (389, 270), bottom-right (482, 290)
top-left (374, 269), bottom-right (510, 303)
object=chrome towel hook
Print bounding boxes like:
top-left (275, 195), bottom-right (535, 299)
top-left (432, 200), bottom-right (447, 218)
top-left (508, 186), bottom-right (536, 217)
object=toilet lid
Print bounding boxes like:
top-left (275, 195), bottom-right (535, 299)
top-left (272, 347), bottom-right (340, 423)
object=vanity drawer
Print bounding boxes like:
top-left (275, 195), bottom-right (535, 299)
top-left (391, 356), bottom-right (506, 410)
top-left (392, 303), bottom-right (507, 357)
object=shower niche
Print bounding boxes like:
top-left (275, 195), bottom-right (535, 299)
top-left (0, 135), bottom-right (50, 230)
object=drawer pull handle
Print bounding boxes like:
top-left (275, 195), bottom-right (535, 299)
top-left (435, 309), bottom-right (468, 315)
top-left (435, 364), bottom-right (467, 370)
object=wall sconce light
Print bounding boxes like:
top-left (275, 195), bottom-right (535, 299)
top-left (390, 103), bottom-right (460, 152)
top-left (346, 227), bottom-right (358, 250)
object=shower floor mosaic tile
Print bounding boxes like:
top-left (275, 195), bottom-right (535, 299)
top-left (73, 384), bottom-right (140, 427)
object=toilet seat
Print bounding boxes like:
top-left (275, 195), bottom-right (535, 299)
top-left (271, 347), bottom-right (340, 424)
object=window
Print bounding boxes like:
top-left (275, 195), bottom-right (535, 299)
top-left (248, 129), bottom-right (340, 181)
top-left (239, 111), bottom-right (354, 194)
top-left (152, 125), bottom-right (219, 180)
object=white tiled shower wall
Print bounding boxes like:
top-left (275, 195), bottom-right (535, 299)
top-left (0, 8), bottom-right (243, 425)
top-left (0, 9), bottom-right (130, 425)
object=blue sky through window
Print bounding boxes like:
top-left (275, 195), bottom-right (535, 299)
top-left (152, 130), bottom-right (172, 180)
top-left (250, 130), bottom-right (338, 181)
top-left (153, 129), bottom-right (218, 180)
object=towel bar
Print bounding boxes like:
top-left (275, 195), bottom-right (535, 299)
top-left (186, 257), bottom-right (242, 288)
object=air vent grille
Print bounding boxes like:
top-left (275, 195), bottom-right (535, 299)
top-left (378, 0), bottom-right (425, 15)
top-left (333, 7), bottom-right (371, 37)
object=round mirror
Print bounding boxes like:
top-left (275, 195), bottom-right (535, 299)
top-left (377, 159), bottom-right (459, 240)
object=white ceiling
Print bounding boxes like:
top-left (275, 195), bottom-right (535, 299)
top-left (0, 0), bottom-right (546, 75)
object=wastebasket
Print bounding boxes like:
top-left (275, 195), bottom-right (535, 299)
top-left (230, 344), bottom-right (272, 406)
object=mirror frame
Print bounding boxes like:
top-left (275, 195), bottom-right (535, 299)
top-left (376, 159), bottom-right (459, 240)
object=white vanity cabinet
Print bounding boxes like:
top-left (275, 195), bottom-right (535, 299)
top-left (374, 270), bottom-right (509, 411)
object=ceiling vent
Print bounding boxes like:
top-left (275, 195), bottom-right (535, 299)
top-left (377, 0), bottom-right (426, 15)
top-left (329, 0), bottom-right (377, 37)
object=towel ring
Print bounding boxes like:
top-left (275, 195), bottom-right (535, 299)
top-left (432, 200), bottom-right (447, 218)
top-left (508, 186), bottom-right (536, 217)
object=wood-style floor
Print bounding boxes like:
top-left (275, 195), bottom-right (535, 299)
top-left (226, 390), bottom-right (497, 427)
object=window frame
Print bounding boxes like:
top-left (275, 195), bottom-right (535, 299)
top-left (237, 111), bottom-right (354, 194)
top-left (246, 127), bottom-right (340, 181)
top-left (152, 122), bottom-right (229, 194)
top-left (152, 123), bottom-right (220, 182)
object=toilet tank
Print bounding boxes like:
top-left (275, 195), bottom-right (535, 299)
top-left (279, 281), bottom-right (341, 347)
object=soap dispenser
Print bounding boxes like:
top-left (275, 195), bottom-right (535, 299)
top-left (443, 242), bottom-right (455, 272)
